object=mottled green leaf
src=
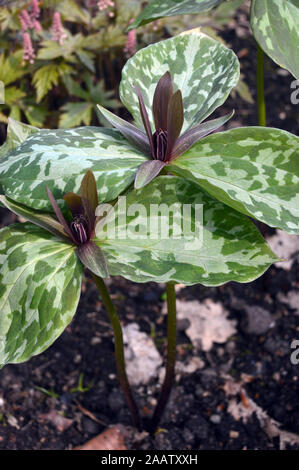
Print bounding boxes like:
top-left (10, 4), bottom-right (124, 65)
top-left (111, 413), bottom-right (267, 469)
top-left (0, 126), bottom-right (147, 211)
top-left (0, 223), bottom-right (83, 366)
top-left (95, 176), bottom-right (279, 286)
top-left (251, 0), bottom-right (299, 79)
top-left (120, 30), bottom-right (240, 133)
top-left (0, 118), bottom-right (38, 159)
top-left (128, 0), bottom-right (224, 30)
top-left (169, 127), bottom-right (299, 234)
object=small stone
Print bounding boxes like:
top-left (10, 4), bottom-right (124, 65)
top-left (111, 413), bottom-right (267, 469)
top-left (148, 397), bottom-right (157, 407)
top-left (73, 354), bottom-right (82, 364)
top-left (90, 337), bottom-right (101, 345)
top-left (210, 414), bottom-right (221, 424)
top-left (7, 415), bottom-right (19, 429)
top-left (273, 372), bottom-right (280, 382)
top-left (242, 306), bottom-right (274, 335)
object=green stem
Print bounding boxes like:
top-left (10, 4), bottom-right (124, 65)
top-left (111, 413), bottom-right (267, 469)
top-left (92, 274), bottom-right (142, 431)
top-left (257, 43), bottom-right (266, 127)
top-left (150, 281), bottom-right (177, 433)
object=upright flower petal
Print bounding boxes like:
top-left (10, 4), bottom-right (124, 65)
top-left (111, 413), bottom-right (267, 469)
top-left (97, 104), bottom-right (151, 155)
top-left (134, 85), bottom-right (155, 157)
top-left (152, 71), bottom-right (173, 131)
top-left (46, 186), bottom-right (77, 244)
top-left (165, 90), bottom-right (184, 159)
top-left (80, 169), bottom-right (98, 235)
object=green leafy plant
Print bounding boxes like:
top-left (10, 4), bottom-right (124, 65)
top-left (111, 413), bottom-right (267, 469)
top-left (0, 30), bottom-right (298, 433)
top-left (0, 0), bottom-right (154, 128)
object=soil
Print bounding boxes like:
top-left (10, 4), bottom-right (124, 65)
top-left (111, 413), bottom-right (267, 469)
top-left (0, 3), bottom-right (298, 450)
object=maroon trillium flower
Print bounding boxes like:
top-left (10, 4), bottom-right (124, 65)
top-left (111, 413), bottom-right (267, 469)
top-left (46, 170), bottom-right (109, 278)
top-left (97, 71), bottom-right (233, 189)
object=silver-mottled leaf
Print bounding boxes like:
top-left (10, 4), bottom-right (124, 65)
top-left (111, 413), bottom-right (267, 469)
top-left (251, 0), bottom-right (299, 79)
top-left (95, 176), bottom-right (279, 286)
top-left (169, 127), bottom-right (299, 234)
top-left (120, 30), bottom-right (240, 133)
top-left (0, 223), bottom-right (83, 366)
top-left (0, 126), bottom-right (147, 211)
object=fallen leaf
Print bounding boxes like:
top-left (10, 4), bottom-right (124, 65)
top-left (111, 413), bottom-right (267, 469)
top-left (74, 424), bottom-right (128, 450)
top-left (38, 409), bottom-right (73, 432)
top-left (267, 230), bottom-right (299, 270)
top-left (169, 299), bottom-right (236, 351)
top-left (123, 323), bottom-right (162, 386)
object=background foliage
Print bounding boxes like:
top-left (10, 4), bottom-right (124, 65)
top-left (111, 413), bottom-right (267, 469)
top-left (0, 0), bottom-right (249, 136)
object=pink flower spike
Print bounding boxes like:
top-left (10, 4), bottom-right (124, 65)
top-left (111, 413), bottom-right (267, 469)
top-left (19, 10), bottom-right (33, 31)
top-left (51, 11), bottom-right (67, 45)
top-left (124, 20), bottom-right (136, 58)
top-left (31, 0), bottom-right (40, 20)
top-left (22, 32), bottom-right (35, 65)
top-left (98, 0), bottom-right (115, 11)
top-left (34, 20), bottom-right (42, 33)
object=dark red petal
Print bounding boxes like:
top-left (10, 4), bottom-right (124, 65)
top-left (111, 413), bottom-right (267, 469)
top-left (165, 89), bottom-right (184, 159)
top-left (169, 111), bottom-right (234, 161)
top-left (134, 160), bottom-right (165, 189)
top-left (63, 192), bottom-right (83, 216)
top-left (76, 240), bottom-right (109, 278)
top-left (46, 186), bottom-right (77, 244)
top-left (80, 170), bottom-right (98, 233)
top-left (152, 71), bottom-right (173, 131)
top-left (134, 84), bottom-right (155, 158)
top-left (97, 105), bottom-right (151, 155)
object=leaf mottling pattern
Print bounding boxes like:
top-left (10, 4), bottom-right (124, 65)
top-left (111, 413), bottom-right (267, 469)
top-left (0, 223), bottom-right (83, 366)
top-left (0, 126), bottom-right (147, 211)
top-left (251, 0), bottom-right (299, 79)
top-left (169, 127), bottom-right (299, 234)
top-left (96, 176), bottom-right (279, 286)
top-left (120, 31), bottom-right (239, 133)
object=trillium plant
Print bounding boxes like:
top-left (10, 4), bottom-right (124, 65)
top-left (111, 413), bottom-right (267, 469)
top-left (0, 30), bottom-right (298, 433)
top-left (98, 70), bottom-right (233, 189)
